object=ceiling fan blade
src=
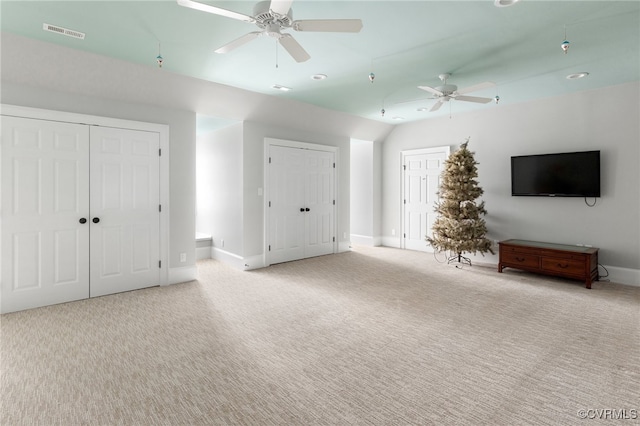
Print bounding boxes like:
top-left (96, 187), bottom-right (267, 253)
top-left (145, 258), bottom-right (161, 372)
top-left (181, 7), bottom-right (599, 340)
top-left (278, 34), bottom-right (311, 62)
top-left (456, 81), bottom-right (495, 95)
top-left (418, 85), bottom-right (444, 97)
top-left (269, 0), bottom-right (293, 16)
top-left (292, 19), bottom-right (363, 33)
top-left (214, 31), bottom-right (262, 54)
top-left (455, 95), bottom-right (493, 104)
top-left (177, 0), bottom-right (255, 23)
top-left (430, 100), bottom-right (444, 112)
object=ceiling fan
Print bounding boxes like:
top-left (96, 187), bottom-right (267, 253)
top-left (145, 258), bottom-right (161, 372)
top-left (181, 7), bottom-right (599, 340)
top-left (177, 0), bottom-right (363, 63)
top-left (418, 74), bottom-right (495, 112)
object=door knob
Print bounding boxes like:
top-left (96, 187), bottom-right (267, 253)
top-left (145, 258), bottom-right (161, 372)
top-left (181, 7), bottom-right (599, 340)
top-left (300, 208), bottom-right (305, 212)
top-left (305, 208), bottom-right (310, 212)
top-left (92, 217), bottom-right (100, 224)
top-left (79, 218), bottom-right (87, 224)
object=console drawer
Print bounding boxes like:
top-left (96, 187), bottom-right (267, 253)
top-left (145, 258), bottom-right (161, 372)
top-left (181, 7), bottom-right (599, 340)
top-left (541, 257), bottom-right (585, 275)
top-left (502, 252), bottom-right (540, 269)
top-left (501, 245), bottom-right (541, 256)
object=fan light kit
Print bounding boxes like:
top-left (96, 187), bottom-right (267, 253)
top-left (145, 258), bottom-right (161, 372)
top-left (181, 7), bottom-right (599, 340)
top-left (417, 73), bottom-right (495, 112)
top-left (177, 0), bottom-right (363, 63)
top-left (311, 74), bottom-right (327, 81)
top-left (566, 72), bottom-right (589, 80)
top-left (369, 72), bottom-right (375, 83)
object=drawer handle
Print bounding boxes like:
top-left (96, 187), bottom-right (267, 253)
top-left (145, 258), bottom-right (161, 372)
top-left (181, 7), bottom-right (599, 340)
top-left (515, 257), bottom-right (526, 262)
top-left (557, 263), bottom-right (569, 269)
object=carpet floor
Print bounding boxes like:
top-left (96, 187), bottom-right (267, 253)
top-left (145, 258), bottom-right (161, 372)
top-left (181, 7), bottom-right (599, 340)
top-left (1, 246), bottom-right (639, 425)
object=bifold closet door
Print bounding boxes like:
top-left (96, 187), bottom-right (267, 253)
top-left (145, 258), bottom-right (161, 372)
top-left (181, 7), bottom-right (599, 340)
top-left (89, 126), bottom-right (160, 298)
top-left (1, 116), bottom-right (90, 313)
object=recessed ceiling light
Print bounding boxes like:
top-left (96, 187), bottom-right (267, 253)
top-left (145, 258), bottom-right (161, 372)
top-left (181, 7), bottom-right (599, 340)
top-left (272, 84), bottom-right (292, 92)
top-left (311, 74), bottom-right (327, 81)
top-left (417, 107), bottom-right (429, 112)
top-left (566, 72), bottom-right (589, 80)
top-left (392, 116), bottom-right (405, 120)
top-left (494, 0), bottom-right (520, 7)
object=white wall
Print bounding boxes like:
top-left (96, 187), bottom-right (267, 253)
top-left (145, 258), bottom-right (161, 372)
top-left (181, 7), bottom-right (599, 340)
top-left (350, 139), bottom-right (375, 245)
top-left (196, 123), bottom-right (244, 255)
top-left (382, 82), bottom-right (640, 283)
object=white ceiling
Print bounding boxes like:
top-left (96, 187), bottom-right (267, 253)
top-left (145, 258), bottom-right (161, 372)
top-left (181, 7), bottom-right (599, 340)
top-left (1, 1), bottom-right (639, 125)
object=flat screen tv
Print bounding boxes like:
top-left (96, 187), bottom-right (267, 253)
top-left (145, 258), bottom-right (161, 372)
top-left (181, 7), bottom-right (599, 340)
top-left (511, 150), bottom-right (600, 197)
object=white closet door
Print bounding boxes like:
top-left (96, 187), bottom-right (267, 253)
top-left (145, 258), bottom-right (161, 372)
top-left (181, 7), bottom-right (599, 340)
top-left (305, 150), bottom-right (335, 258)
top-left (89, 126), bottom-right (160, 297)
top-left (268, 144), bottom-right (335, 265)
top-left (1, 116), bottom-right (90, 313)
top-left (268, 145), bottom-right (306, 264)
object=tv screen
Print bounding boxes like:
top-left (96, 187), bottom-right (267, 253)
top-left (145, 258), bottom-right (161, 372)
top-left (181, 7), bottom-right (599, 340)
top-left (511, 150), bottom-right (600, 197)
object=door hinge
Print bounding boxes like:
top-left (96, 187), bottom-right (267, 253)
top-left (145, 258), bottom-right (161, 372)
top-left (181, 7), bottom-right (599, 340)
top-left (333, 200), bottom-right (335, 205)
top-left (159, 148), bottom-right (162, 156)
top-left (333, 236), bottom-right (335, 242)
top-left (403, 164), bottom-right (406, 170)
top-left (333, 162), bottom-right (336, 168)
top-left (404, 199), bottom-right (406, 204)
top-left (269, 245), bottom-right (271, 251)
top-left (404, 233), bottom-right (406, 238)
top-left (158, 260), bottom-right (161, 268)
top-left (269, 157), bottom-right (272, 164)
top-left (269, 201), bottom-right (271, 207)
top-left (159, 204), bottom-right (162, 212)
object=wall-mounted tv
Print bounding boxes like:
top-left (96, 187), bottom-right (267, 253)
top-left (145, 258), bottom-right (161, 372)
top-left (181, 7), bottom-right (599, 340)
top-left (511, 150), bottom-right (600, 197)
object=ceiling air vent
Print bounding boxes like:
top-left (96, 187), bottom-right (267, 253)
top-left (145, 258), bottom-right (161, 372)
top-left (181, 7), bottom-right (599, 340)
top-left (43, 23), bottom-right (85, 40)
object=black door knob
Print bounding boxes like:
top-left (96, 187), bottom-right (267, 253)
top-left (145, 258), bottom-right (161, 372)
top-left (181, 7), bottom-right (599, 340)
top-left (300, 208), bottom-right (305, 212)
top-left (79, 218), bottom-right (87, 224)
top-left (92, 217), bottom-right (100, 224)
top-left (305, 208), bottom-right (310, 212)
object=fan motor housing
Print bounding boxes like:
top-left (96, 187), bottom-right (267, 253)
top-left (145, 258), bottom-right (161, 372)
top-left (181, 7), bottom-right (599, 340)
top-left (436, 84), bottom-right (458, 96)
top-left (254, 1), bottom-right (293, 27)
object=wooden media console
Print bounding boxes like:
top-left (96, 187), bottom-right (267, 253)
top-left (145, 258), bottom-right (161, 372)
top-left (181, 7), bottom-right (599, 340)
top-left (498, 239), bottom-right (599, 289)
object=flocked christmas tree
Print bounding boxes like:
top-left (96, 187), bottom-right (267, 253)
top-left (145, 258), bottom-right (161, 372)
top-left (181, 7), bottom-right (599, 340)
top-left (426, 138), bottom-right (494, 264)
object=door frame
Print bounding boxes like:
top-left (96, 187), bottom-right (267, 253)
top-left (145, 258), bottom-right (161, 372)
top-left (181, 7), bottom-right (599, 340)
top-left (0, 104), bottom-right (170, 286)
top-left (263, 137), bottom-right (338, 267)
top-left (400, 146), bottom-right (450, 250)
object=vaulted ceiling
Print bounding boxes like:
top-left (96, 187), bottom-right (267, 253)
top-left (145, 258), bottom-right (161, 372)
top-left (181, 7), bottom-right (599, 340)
top-left (2, 1), bottom-right (639, 124)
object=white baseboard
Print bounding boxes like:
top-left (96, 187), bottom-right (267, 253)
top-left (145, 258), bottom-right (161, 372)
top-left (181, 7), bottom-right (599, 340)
top-left (381, 236), bottom-right (402, 248)
top-left (168, 265), bottom-right (197, 285)
top-left (211, 247), bottom-right (266, 271)
top-left (196, 246), bottom-right (212, 260)
top-left (338, 241), bottom-right (352, 253)
top-left (350, 234), bottom-right (382, 247)
top-left (602, 265), bottom-right (640, 287)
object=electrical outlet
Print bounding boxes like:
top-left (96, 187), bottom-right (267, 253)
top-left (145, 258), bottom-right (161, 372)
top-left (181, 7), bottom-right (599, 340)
top-left (179, 252), bottom-right (186, 263)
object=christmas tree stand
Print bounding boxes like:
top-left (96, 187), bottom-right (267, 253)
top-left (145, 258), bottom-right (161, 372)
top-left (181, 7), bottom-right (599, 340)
top-left (447, 253), bottom-right (472, 266)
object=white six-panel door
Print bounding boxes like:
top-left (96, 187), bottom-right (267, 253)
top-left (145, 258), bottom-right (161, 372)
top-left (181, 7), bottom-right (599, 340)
top-left (1, 116), bottom-right (160, 313)
top-left (402, 147), bottom-right (450, 252)
top-left (1, 116), bottom-right (91, 312)
top-left (89, 126), bottom-right (160, 297)
top-left (268, 144), bottom-right (335, 265)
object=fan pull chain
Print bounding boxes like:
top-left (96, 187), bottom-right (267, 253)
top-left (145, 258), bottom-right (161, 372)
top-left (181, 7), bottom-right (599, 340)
top-left (275, 41), bottom-right (279, 69)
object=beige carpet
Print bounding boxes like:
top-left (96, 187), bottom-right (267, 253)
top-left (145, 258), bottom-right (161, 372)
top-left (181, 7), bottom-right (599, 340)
top-left (1, 246), bottom-right (639, 425)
